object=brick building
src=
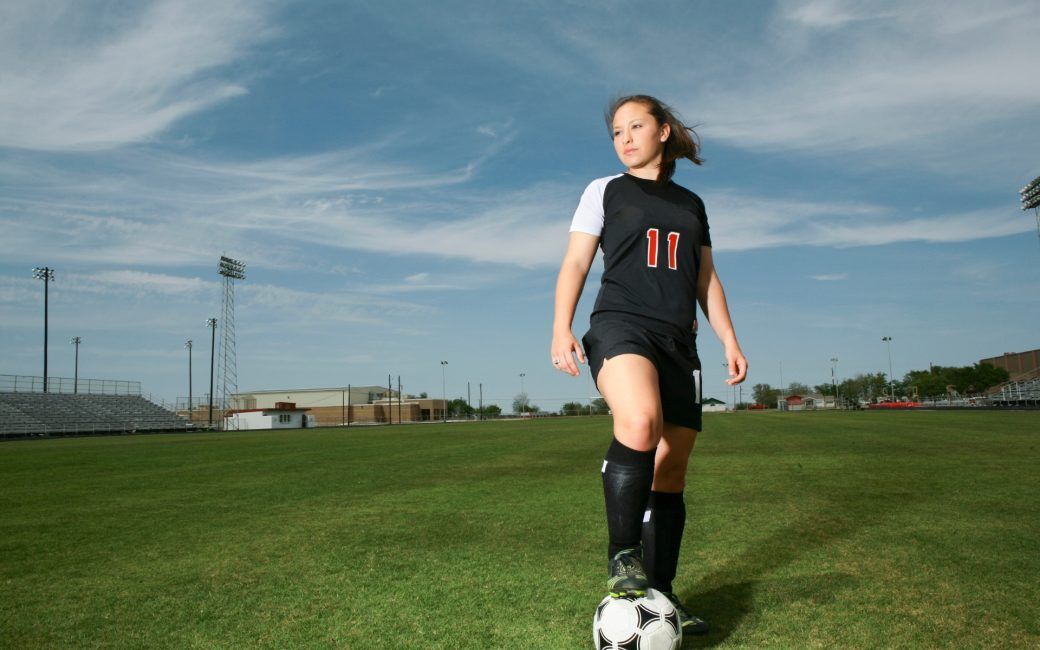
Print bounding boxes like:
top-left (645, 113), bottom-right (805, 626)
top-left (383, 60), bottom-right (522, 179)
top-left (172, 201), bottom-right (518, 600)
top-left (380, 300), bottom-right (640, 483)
top-left (979, 349), bottom-right (1040, 381)
top-left (231, 386), bottom-right (448, 426)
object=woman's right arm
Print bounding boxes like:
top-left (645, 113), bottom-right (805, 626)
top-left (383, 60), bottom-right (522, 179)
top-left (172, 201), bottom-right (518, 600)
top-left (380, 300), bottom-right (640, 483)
top-left (552, 232), bottom-right (600, 376)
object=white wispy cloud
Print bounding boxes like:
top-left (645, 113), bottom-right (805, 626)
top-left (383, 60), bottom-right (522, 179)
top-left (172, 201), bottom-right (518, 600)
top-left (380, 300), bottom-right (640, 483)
top-left (693, 1), bottom-right (1039, 159)
top-left (0, 0), bottom-right (272, 150)
top-left (707, 191), bottom-right (1031, 251)
top-left (83, 270), bottom-right (220, 296)
top-left (810, 273), bottom-right (848, 281)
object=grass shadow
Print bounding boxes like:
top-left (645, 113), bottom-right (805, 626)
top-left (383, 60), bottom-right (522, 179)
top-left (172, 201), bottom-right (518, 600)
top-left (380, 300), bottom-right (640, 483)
top-left (677, 486), bottom-right (919, 647)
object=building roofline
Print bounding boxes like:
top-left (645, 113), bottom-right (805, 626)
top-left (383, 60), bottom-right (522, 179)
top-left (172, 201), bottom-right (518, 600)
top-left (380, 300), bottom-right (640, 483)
top-left (235, 386), bottom-right (391, 395)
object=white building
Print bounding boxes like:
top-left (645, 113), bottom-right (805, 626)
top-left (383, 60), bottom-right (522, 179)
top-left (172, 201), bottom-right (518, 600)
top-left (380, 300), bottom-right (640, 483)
top-left (226, 403), bottom-right (315, 430)
top-left (702, 397), bottom-right (727, 413)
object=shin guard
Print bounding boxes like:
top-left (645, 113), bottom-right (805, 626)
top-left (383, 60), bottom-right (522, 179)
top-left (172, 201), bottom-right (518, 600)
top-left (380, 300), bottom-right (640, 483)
top-left (602, 438), bottom-right (656, 560)
top-left (641, 490), bottom-right (686, 593)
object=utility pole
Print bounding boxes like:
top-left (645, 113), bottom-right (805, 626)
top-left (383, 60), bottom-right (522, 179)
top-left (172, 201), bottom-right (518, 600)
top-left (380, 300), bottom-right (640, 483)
top-left (206, 318), bottom-right (217, 426)
top-left (32, 267), bottom-right (55, 392)
top-left (882, 336), bottom-right (894, 401)
top-left (440, 361), bottom-right (448, 422)
top-left (830, 357), bottom-right (839, 409)
top-left (70, 336), bottom-right (81, 394)
top-left (185, 340), bottom-right (193, 415)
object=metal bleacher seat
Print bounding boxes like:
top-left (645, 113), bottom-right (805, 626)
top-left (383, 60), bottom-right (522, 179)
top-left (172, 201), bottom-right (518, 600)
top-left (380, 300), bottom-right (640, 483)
top-left (0, 393), bottom-right (192, 437)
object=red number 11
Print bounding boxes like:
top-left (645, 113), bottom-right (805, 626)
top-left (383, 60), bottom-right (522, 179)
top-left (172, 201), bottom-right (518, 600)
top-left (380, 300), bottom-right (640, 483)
top-left (646, 228), bottom-right (680, 270)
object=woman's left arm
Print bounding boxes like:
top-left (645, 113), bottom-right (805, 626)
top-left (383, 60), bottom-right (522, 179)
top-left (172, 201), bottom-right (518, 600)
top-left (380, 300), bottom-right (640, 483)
top-left (697, 246), bottom-right (748, 385)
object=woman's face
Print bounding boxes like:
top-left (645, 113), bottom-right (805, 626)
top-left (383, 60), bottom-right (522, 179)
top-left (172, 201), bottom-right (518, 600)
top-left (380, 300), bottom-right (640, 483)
top-left (611, 101), bottom-right (670, 172)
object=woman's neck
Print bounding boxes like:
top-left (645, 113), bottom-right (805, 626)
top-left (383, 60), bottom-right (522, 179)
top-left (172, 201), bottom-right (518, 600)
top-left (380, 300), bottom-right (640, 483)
top-left (626, 160), bottom-right (661, 181)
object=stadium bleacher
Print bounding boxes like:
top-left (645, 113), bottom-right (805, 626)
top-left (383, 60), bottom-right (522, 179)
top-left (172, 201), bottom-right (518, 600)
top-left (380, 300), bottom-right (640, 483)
top-left (989, 377), bottom-right (1040, 406)
top-left (0, 393), bottom-right (193, 438)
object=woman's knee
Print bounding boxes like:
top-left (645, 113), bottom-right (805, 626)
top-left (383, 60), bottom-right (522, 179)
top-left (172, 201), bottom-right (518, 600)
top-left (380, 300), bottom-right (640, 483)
top-left (613, 411), bottom-right (661, 450)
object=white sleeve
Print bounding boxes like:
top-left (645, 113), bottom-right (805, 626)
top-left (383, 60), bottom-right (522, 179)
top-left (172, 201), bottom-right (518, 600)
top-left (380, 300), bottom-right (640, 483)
top-left (568, 177), bottom-right (609, 236)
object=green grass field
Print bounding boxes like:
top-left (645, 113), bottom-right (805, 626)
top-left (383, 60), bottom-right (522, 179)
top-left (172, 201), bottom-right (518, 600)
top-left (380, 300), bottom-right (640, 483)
top-left (2, 411), bottom-right (1038, 648)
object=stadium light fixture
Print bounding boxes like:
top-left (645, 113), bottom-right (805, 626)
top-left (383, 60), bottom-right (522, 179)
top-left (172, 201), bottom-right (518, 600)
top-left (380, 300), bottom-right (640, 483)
top-left (1021, 175), bottom-right (1040, 249)
top-left (185, 340), bottom-right (193, 416)
top-left (70, 336), bottom-right (81, 394)
top-left (881, 337), bottom-right (894, 401)
top-left (218, 256), bottom-right (246, 280)
top-left (1021, 176), bottom-right (1040, 211)
top-left (32, 267), bottom-right (55, 392)
top-left (206, 318), bottom-right (218, 426)
top-left (440, 361), bottom-right (449, 422)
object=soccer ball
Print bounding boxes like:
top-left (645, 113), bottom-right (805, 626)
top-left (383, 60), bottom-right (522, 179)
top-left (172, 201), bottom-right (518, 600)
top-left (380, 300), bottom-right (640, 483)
top-left (592, 588), bottom-right (681, 650)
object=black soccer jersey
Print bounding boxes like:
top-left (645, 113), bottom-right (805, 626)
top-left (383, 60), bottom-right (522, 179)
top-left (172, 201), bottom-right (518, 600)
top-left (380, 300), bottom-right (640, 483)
top-left (570, 173), bottom-right (711, 337)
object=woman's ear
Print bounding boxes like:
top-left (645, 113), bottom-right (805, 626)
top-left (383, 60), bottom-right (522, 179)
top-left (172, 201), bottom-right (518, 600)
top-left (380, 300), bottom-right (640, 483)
top-left (659, 121), bottom-right (671, 142)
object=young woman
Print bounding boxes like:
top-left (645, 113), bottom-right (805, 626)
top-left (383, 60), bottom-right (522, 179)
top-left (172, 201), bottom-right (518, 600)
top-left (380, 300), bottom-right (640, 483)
top-left (551, 95), bottom-right (747, 635)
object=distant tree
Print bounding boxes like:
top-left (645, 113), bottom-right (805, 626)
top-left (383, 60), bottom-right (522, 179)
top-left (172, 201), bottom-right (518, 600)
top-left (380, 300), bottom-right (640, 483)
top-left (837, 372), bottom-right (889, 403)
top-left (560, 401), bottom-right (585, 416)
top-left (447, 398), bottom-right (474, 418)
top-left (591, 398), bottom-right (610, 415)
top-left (813, 383), bottom-right (836, 396)
top-left (481, 404), bottom-right (502, 418)
top-left (787, 382), bottom-right (811, 396)
top-left (904, 363), bottom-right (1009, 398)
top-left (752, 383), bottom-right (780, 408)
top-left (513, 392), bottom-right (530, 414)
top-left (419, 392), bottom-right (428, 398)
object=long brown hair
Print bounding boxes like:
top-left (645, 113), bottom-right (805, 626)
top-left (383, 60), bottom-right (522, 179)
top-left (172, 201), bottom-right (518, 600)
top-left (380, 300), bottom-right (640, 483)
top-left (605, 94), bottom-right (703, 185)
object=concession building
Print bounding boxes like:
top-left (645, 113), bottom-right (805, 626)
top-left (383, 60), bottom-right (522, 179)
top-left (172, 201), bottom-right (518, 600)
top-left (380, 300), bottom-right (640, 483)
top-left (231, 386), bottom-right (448, 426)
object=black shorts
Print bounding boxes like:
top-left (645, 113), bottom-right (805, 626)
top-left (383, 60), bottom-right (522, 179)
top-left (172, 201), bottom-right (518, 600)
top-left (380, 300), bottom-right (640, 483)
top-left (581, 315), bottom-right (703, 431)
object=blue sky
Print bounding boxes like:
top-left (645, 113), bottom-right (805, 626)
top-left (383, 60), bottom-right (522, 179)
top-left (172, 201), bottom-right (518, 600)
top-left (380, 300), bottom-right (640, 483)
top-left (2, 0), bottom-right (1039, 410)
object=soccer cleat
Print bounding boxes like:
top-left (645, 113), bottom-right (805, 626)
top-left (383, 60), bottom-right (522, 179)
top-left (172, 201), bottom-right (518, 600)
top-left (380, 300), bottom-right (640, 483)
top-left (606, 548), bottom-right (649, 598)
top-left (661, 591), bottom-right (709, 635)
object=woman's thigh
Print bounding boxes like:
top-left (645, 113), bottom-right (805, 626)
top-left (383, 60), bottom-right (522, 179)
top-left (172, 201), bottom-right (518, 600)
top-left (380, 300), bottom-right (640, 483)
top-left (596, 352), bottom-right (663, 451)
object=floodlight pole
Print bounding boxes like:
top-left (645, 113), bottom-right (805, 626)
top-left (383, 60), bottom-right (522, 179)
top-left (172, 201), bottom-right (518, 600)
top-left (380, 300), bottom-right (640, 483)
top-left (518, 372), bottom-right (526, 414)
top-left (70, 336), bottom-right (81, 393)
top-left (830, 357), bottom-right (839, 408)
top-left (185, 340), bottom-right (193, 416)
top-left (216, 256), bottom-right (246, 430)
top-left (32, 267), bottom-right (55, 392)
top-left (882, 336), bottom-right (894, 401)
top-left (440, 361), bottom-right (448, 422)
top-left (207, 318), bottom-right (217, 426)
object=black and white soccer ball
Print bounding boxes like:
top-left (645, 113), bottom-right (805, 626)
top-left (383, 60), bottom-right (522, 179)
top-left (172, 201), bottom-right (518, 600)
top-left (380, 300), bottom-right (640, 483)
top-left (592, 588), bottom-right (682, 650)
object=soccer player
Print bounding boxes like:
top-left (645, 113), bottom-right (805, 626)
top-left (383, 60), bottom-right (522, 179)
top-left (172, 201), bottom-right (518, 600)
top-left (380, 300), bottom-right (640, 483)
top-left (551, 95), bottom-right (748, 635)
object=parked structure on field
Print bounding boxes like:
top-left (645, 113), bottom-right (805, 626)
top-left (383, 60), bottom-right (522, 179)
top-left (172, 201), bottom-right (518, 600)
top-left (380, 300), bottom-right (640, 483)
top-left (777, 393), bottom-right (838, 411)
top-left (702, 397), bottom-right (727, 413)
top-left (225, 401), bottom-right (316, 430)
top-left (232, 386), bottom-right (448, 425)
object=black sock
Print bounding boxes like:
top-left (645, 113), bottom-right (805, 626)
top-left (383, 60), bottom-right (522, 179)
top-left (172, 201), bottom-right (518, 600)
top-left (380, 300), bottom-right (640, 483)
top-left (642, 490), bottom-right (686, 593)
top-left (602, 438), bottom-right (656, 560)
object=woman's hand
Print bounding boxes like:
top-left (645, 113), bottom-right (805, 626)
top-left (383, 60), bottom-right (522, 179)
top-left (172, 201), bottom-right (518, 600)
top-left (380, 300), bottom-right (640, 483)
top-left (551, 331), bottom-right (586, 377)
top-left (724, 345), bottom-right (748, 385)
